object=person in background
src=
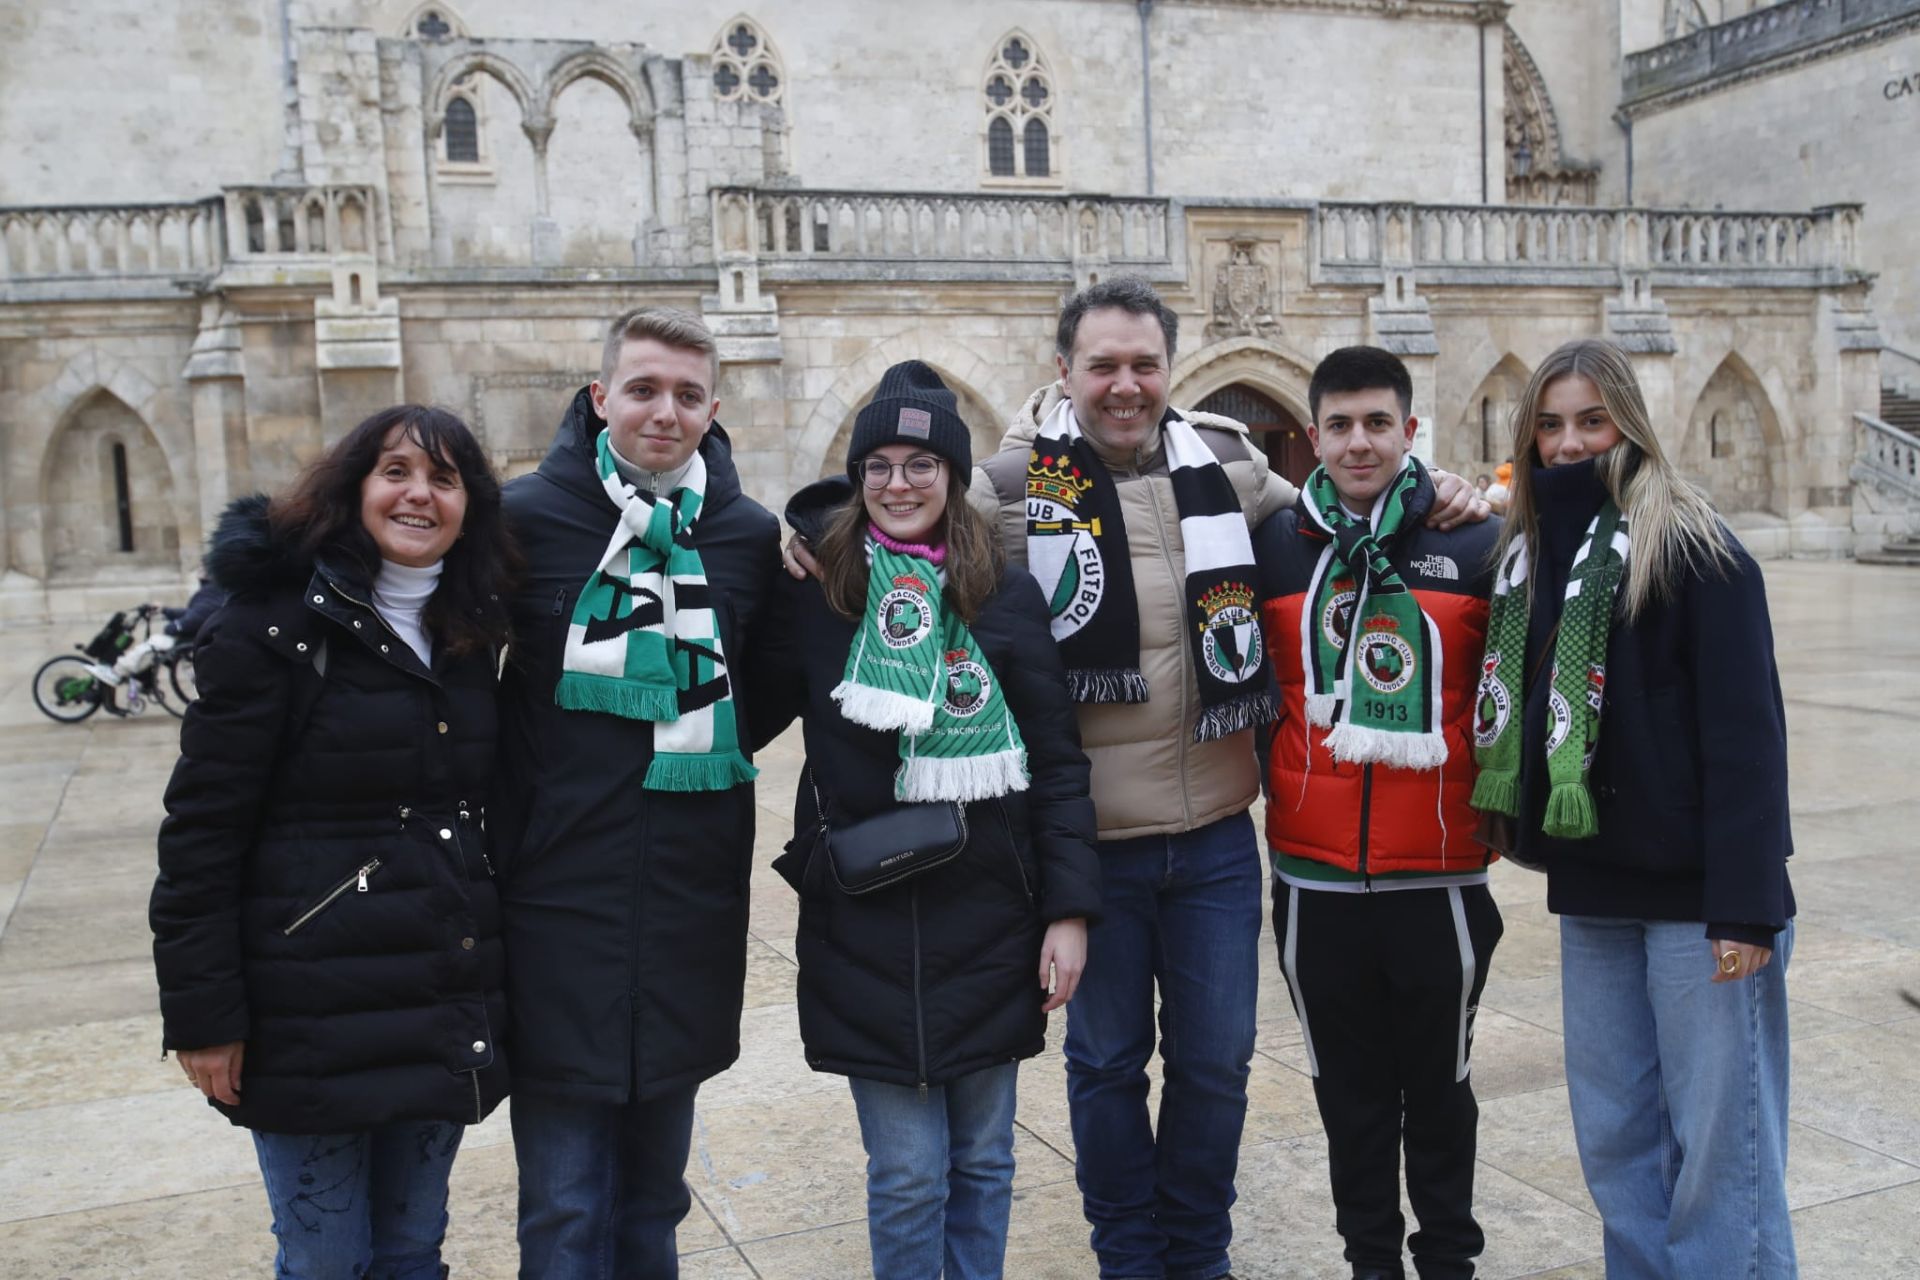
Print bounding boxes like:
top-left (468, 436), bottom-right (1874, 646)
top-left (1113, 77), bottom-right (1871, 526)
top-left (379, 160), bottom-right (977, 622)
top-left (152, 405), bottom-right (516, 1279)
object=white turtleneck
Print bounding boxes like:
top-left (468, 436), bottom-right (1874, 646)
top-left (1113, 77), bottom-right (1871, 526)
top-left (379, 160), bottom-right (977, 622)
top-left (608, 438), bottom-right (695, 495)
top-left (372, 558), bottom-right (443, 666)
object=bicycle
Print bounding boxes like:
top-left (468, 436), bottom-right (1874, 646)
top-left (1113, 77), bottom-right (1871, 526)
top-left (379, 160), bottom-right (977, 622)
top-left (31, 603), bottom-right (199, 723)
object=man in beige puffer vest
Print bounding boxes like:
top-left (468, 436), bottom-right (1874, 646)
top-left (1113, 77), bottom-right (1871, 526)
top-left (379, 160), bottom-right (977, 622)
top-left (969, 278), bottom-right (1482, 1280)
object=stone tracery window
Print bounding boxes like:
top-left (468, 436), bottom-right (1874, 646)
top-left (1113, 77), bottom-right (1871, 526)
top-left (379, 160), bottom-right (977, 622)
top-left (444, 98), bottom-right (479, 163)
top-left (983, 32), bottom-right (1057, 183)
top-left (711, 17), bottom-right (784, 105)
top-left (401, 2), bottom-right (467, 39)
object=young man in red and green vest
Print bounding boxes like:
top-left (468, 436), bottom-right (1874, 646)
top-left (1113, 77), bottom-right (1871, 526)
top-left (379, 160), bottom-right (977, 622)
top-left (1253, 346), bottom-right (1502, 1280)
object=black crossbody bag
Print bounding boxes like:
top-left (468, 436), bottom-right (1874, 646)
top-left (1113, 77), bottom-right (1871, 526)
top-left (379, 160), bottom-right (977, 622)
top-left (808, 768), bottom-right (967, 895)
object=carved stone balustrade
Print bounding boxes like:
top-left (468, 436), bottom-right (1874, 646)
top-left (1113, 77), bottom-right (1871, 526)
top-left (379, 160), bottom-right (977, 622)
top-left (1624, 0), bottom-right (1918, 109)
top-left (0, 200), bottom-right (224, 291)
top-left (1853, 412), bottom-right (1920, 503)
top-left (1315, 201), bottom-right (1865, 288)
top-left (222, 185), bottom-right (380, 261)
top-left (710, 187), bottom-right (1176, 285)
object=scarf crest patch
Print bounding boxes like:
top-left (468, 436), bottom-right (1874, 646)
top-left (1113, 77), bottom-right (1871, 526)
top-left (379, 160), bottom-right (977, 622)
top-left (1297, 458), bottom-right (1447, 769)
top-left (833, 536), bottom-right (1029, 803)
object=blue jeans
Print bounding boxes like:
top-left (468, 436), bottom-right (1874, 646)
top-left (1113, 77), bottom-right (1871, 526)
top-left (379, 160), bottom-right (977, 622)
top-left (848, 1062), bottom-right (1021, 1280)
top-left (511, 1086), bottom-right (699, 1280)
top-left (252, 1121), bottom-right (462, 1280)
top-left (1561, 917), bottom-right (1797, 1280)
top-left (1064, 810), bottom-right (1262, 1280)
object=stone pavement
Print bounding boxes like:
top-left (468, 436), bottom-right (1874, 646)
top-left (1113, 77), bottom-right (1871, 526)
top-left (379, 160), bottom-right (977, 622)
top-left (1, 560), bottom-right (1918, 1278)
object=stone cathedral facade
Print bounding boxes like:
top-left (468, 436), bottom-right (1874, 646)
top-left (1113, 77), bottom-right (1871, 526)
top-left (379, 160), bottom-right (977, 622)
top-left (2, 0), bottom-right (1915, 619)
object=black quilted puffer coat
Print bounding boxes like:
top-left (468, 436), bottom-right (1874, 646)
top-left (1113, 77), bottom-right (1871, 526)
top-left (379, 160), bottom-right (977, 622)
top-left (151, 496), bottom-right (507, 1134)
top-left (750, 485), bottom-right (1102, 1088)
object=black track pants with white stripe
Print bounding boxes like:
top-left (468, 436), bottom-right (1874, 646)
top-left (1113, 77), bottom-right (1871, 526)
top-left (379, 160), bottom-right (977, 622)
top-left (1273, 879), bottom-right (1503, 1279)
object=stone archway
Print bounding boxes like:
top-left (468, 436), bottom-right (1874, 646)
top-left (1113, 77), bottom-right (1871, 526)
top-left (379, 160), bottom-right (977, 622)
top-left (40, 390), bottom-right (181, 578)
top-left (1168, 335), bottom-right (1316, 423)
top-left (819, 367), bottom-right (1006, 481)
top-left (1455, 354), bottom-right (1532, 478)
top-left (788, 332), bottom-right (1029, 491)
top-left (1680, 354), bottom-right (1787, 516)
top-left (1193, 383), bottom-right (1314, 489)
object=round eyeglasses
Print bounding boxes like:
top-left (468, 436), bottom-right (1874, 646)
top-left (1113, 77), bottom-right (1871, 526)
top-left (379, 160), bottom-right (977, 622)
top-left (859, 455), bottom-right (944, 489)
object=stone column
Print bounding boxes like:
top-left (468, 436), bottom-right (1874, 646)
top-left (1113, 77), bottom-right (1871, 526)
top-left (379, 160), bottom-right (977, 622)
top-left (524, 116), bottom-right (561, 267)
top-left (703, 244), bottom-right (785, 510)
top-left (314, 259), bottom-right (404, 443)
top-left (182, 302), bottom-right (252, 540)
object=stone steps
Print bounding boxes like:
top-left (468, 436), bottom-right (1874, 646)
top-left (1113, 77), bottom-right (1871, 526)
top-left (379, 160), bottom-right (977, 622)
top-left (1881, 387), bottom-right (1920, 435)
top-left (1856, 535), bottom-right (1920, 567)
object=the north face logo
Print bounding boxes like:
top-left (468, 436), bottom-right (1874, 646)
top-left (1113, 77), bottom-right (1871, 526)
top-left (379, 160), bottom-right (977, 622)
top-left (1409, 554), bottom-right (1459, 581)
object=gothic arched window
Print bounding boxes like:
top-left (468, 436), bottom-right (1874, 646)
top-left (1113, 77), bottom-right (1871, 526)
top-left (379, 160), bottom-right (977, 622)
top-left (711, 17), bottom-right (784, 105)
top-left (983, 32), bottom-right (1059, 184)
top-left (444, 98), bottom-right (479, 163)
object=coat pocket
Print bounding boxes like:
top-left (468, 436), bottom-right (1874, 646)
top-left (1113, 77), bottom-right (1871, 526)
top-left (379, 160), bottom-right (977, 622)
top-left (281, 858), bottom-right (383, 936)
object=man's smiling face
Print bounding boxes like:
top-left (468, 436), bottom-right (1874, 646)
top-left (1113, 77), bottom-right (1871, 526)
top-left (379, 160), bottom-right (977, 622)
top-left (1057, 307), bottom-right (1170, 457)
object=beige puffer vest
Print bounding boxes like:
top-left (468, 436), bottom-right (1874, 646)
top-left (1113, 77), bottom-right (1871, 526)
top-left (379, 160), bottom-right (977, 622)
top-left (970, 384), bottom-right (1296, 841)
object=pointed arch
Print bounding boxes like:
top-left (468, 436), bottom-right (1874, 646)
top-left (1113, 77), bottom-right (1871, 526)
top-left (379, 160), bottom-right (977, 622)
top-left (1679, 350), bottom-right (1787, 515)
top-left (1503, 26), bottom-right (1598, 205)
top-left (709, 15), bottom-right (785, 106)
top-left (39, 389), bottom-right (182, 577)
top-left (1456, 353), bottom-right (1533, 469)
top-left (789, 334), bottom-right (1028, 491)
top-left (544, 48), bottom-right (654, 135)
top-left (981, 29), bottom-right (1059, 184)
top-left (428, 51), bottom-right (538, 137)
top-left (1167, 335), bottom-right (1316, 425)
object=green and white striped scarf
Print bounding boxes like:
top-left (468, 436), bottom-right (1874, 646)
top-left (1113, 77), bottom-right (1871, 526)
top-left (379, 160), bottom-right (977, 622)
top-left (554, 429), bottom-right (757, 792)
top-left (1470, 502), bottom-right (1629, 838)
top-left (832, 535), bottom-right (1028, 803)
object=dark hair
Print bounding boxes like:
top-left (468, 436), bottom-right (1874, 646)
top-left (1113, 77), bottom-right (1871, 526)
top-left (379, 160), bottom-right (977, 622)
top-left (1308, 346), bottom-right (1413, 422)
top-left (816, 468), bottom-right (1004, 625)
top-left (268, 405), bottom-right (518, 656)
top-left (1056, 275), bottom-right (1179, 364)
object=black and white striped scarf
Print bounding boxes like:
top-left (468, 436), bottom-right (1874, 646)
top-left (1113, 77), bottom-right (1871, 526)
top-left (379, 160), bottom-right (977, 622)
top-left (1025, 399), bottom-right (1274, 741)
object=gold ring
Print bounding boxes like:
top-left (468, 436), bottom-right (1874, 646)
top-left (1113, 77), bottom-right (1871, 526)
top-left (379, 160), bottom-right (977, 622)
top-left (1720, 949), bottom-right (1741, 975)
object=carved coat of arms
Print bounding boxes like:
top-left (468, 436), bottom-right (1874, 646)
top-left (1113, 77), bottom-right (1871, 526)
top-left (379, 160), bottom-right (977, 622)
top-left (1207, 240), bottom-right (1279, 340)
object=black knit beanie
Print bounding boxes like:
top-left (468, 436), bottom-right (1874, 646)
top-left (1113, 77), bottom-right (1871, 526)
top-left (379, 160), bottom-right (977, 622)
top-left (846, 360), bottom-right (972, 487)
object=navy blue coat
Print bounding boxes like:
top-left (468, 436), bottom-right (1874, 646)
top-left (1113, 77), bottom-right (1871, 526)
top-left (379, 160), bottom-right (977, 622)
top-left (1514, 459), bottom-right (1795, 943)
top-left (492, 388), bottom-right (781, 1104)
top-left (152, 497), bottom-right (507, 1133)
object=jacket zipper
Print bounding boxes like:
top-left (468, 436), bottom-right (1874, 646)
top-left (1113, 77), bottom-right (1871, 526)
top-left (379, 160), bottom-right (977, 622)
top-left (1357, 764), bottom-right (1374, 887)
top-left (996, 803), bottom-right (1033, 904)
top-left (910, 884), bottom-right (929, 1100)
top-left (470, 1068), bottom-right (483, 1124)
top-left (282, 858), bottom-right (382, 935)
top-left (458, 801), bottom-right (492, 875)
top-left (1141, 474), bottom-right (1194, 828)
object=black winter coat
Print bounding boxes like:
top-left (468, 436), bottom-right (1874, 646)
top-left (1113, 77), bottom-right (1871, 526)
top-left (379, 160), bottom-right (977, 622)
top-left (750, 487), bottom-right (1102, 1089)
top-left (151, 496), bottom-right (507, 1134)
top-left (1514, 459), bottom-right (1795, 943)
top-left (493, 388), bottom-right (781, 1104)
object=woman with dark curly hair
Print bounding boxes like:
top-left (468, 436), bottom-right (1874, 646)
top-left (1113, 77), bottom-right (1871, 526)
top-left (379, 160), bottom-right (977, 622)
top-left (151, 405), bottom-right (518, 1279)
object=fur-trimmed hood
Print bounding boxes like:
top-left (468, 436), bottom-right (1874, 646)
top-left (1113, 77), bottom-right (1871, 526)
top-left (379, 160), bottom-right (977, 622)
top-left (203, 493), bottom-right (316, 598)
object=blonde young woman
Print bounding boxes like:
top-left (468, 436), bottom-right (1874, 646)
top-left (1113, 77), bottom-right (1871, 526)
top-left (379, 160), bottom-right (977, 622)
top-left (1470, 339), bottom-right (1796, 1279)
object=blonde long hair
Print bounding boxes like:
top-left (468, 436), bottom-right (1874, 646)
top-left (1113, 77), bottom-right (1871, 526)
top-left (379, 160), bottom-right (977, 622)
top-left (1497, 338), bottom-right (1732, 619)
